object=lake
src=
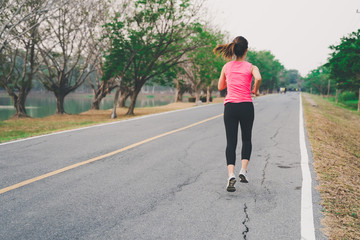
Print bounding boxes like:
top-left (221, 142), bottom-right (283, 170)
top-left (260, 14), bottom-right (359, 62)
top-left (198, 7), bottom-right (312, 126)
top-left (0, 91), bottom-right (176, 121)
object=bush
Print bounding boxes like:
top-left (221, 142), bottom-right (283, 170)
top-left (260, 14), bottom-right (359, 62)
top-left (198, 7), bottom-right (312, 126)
top-left (344, 100), bottom-right (359, 110)
top-left (339, 91), bottom-right (357, 102)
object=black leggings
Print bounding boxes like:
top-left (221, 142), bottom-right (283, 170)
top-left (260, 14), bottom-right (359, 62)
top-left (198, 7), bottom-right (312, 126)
top-left (224, 102), bottom-right (254, 166)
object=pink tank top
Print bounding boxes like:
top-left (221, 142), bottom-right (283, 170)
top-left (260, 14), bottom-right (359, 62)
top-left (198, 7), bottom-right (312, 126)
top-left (224, 61), bottom-right (253, 104)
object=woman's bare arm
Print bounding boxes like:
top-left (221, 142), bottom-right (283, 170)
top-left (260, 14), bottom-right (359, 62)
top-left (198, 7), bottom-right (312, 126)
top-left (251, 65), bottom-right (262, 95)
top-left (218, 65), bottom-right (227, 91)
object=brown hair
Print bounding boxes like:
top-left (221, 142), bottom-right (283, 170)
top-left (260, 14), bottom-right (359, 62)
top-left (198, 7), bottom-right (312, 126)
top-left (213, 36), bottom-right (248, 59)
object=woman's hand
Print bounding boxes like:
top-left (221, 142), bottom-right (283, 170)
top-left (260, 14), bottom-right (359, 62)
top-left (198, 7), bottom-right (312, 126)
top-left (252, 89), bottom-right (260, 96)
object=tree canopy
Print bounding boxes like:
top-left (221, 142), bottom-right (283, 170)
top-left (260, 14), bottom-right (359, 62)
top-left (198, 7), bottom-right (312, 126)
top-left (327, 29), bottom-right (360, 92)
top-left (247, 50), bottom-right (284, 93)
top-left (303, 28), bottom-right (360, 96)
top-left (102, 0), bottom-right (205, 115)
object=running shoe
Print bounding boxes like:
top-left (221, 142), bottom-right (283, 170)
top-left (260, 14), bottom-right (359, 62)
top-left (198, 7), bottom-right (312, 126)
top-left (226, 176), bottom-right (236, 192)
top-left (239, 169), bottom-right (249, 183)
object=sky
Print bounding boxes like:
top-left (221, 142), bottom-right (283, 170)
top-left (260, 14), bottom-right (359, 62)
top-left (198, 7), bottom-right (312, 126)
top-left (203, 0), bottom-right (360, 76)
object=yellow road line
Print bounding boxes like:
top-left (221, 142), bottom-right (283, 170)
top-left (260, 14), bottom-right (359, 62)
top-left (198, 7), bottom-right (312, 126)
top-left (0, 114), bottom-right (223, 195)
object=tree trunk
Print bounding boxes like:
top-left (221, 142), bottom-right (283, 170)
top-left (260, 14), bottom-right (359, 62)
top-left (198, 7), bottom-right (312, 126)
top-left (195, 87), bottom-right (201, 104)
top-left (268, 78), bottom-right (275, 94)
top-left (175, 81), bottom-right (184, 102)
top-left (111, 87), bottom-right (121, 118)
top-left (5, 86), bottom-right (29, 118)
top-left (327, 79), bottom-right (330, 98)
top-left (14, 93), bottom-right (29, 118)
top-left (176, 91), bottom-right (183, 102)
top-left (206, 86), bottom-right (210, 104)
top-left (92, 99), bottom-right (100, 110)
top-left (55, 93), bottom-right (66, 114)
top-left (118, 90), bottom-right (131, 107)
top-left (90, 78), bottom-right (117, 110)
top-left (126, 89), bottom-right (140, 115)
top-left (90, 82), bottom-right (105, 110)
top-left (91, 90), bottom-right (109, 110)
top-left (91, 87), bottom-right (103, 110)
top-left (336, 89), bottom-right (339, 104)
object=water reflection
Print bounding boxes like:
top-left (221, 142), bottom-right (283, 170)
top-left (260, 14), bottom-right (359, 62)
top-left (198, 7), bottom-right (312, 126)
top-left (0, 92), bottom-right (175, 121)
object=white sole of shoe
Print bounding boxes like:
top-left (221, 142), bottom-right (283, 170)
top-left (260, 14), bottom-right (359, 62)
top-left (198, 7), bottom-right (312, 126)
top-left (226, 178), bottom-right (236, 192)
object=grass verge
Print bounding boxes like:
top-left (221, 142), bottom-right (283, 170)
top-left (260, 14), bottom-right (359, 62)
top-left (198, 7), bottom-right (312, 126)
top-left (0, 100), bottom-right (224, 143)
top-left (302, 93), bottom-right (360, 239)
top-left (327, 96), bottom-right (359, 112)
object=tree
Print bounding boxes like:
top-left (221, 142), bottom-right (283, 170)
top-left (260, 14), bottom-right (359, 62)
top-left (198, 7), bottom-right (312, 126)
top-left (0, 0), bottom-right (50, 117)
top-left (327, 29), bottom-right (360, 110)
top-left (37, 0), bottom-right (98, 114)
top-left (327, 29), bottom-right (360, 92)
top-left (101, 16), bottom-right (136, 117)
top-left (174, 66), bottom-right (193, 102)
top-left (202, 30), bottom-right (225, 103)
top-left (179, 27), bottom-right (225, 103)
top-left (102, 0), bottom-right (204, 115)
top-left (303, 66), bottom-right (332, 95)
top-left (87, 0), bottom-right (127, 110)
top-left (284, 69), bottom-right (301, 87)
top-left (0, 0), bottom-right (56, 55)
top-left (247, 50), bottom-right (283, 93)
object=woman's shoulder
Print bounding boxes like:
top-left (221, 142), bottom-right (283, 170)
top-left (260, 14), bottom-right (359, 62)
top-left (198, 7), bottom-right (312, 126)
top-left (229, 60), bottom-right (252, 65)
top-left (244, 61), bottom-right (252, 66)
top-left (244, 61), bottom-right (253, 71)
top-left (225, 61), bottom-right (234, 66)
top-left (223, 61), bottom-right (234, 71)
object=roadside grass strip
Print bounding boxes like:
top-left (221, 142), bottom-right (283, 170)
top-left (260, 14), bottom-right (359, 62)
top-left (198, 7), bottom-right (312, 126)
top-left (302, 93), bottom-right (360, 240)
top-left (0, 102), bottom-right (199, 144)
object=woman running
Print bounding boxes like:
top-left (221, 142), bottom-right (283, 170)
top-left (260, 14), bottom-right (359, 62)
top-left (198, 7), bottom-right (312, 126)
top-left (214, 36), bottom-right (262, 192)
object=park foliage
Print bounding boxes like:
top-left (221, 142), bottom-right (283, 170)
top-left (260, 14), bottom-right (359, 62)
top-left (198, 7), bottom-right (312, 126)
top-left (303, 29), bottom-right (360, 111)
top-left (1, 0), bottom-right (305, 117)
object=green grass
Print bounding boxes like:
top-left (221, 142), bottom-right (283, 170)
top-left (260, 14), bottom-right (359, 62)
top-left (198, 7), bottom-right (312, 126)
top-left (327, 96), bottom-right (359, 111)
top-left (67, 121), bottom-right (97, 126)
top-left (0, 118), bottom-right (110, 143)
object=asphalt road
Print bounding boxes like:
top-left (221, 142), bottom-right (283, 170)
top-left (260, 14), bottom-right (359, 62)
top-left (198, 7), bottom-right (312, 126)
top-left (0, 93), bottom-right (326, 240)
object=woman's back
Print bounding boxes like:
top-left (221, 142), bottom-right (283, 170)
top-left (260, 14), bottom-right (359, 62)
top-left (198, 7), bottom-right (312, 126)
top-left (224, 61), bottom-right (253, 104)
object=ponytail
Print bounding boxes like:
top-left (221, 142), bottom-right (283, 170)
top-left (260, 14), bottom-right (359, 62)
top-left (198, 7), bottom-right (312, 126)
top-left (213, 36), bottom-right (248, 59)
top-left (213, 42), bottom-right (235, 60)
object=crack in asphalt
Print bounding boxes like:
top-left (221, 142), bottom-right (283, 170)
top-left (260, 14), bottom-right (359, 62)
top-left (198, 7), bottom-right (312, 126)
top-left (270, 129), bottom-right (279, 140)
top-left (176, 137), bottom-right (207, 170)
top-left (261, 154), bottom-right (270, 186)
top-left (175, 172), bottom-right (203, 192)
top-left (176, 146), bottom-right (191, 169)
top-left (138, 171), bottom-right (204, 217)
top-left (260, 153), bottom-right (272, 197)
top-left (270, 127), bottom-right (280, 148)
top-left (242, 203), bottom-right (250, 240)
